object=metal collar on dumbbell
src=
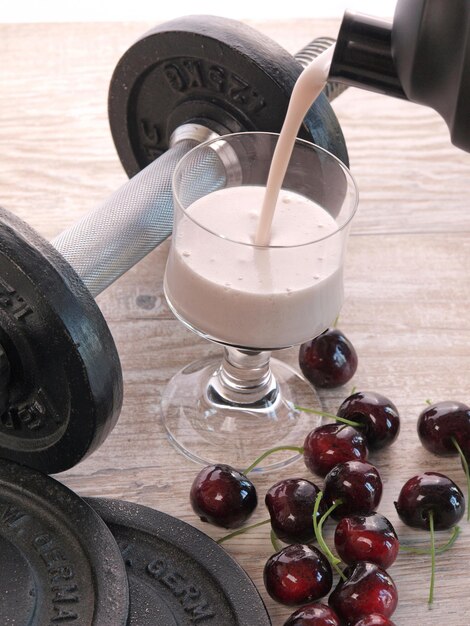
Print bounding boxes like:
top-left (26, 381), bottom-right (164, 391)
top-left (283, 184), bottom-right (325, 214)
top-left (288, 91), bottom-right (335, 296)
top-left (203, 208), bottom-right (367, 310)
top-left (169, 123), bottom-right (219, 147)
top-left (171, 123), bottom-right (244, 188)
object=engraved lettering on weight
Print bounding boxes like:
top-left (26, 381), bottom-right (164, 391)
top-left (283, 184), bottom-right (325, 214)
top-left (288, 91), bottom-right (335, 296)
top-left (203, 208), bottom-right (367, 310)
top-left (50, 566), bottom-right (74, 585)
top-left (33, 533), bottom-right (80, 621)
top-left (1, 404), bottom-right (43, 432)
top-left (0, 277), bottom-right (33, 321)
top-left (208, 65), bottom-right (225, 92)
top-left (118, 541), bottom-right (134, 567)
top-left (52, 585), bottom-right (79, 604)
top-left (162, 58), bottom-right (267, 114)
top-left (182, 60), bottom-right (203, 88)
top-left (141, 118), bottom-right (160, 145)
top-left (246, 88), bottom-right (266, 113)
top-left (13, 388), bottom-right (61, 433)
top-left (0, 504), bottom-right (28, 529)
top-left (147, 557), bottom-right (215, 622)
top-left (17, 402), bottom-right (43, 431)
top-left (164, 63), bottom-right (186, 91)
top-left (227, 73), bottom-right (250, 104)
top-left (41, 546), bottom-right (65, 570)
top-left (50, 606), bottom-right (78, 622)
top-left (140, 118), bottom-right (162, 160)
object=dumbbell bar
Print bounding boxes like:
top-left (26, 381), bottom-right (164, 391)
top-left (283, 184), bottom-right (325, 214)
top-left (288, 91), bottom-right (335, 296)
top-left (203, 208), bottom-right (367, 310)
top-left (0, 16), bottom-right (348, 474)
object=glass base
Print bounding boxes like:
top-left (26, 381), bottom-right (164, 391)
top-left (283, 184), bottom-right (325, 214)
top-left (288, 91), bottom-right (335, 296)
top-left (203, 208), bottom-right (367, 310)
top-left (161, 354), bottom-right (322, 473)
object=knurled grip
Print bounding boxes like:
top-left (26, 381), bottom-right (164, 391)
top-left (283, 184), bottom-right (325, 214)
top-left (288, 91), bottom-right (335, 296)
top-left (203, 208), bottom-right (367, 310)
top-left (52, 139), bottom-right (198, 297)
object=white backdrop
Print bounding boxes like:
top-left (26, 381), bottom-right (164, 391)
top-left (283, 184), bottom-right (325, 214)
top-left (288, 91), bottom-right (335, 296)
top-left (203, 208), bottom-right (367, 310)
top-left (1, 1), bottom-right (397, 22)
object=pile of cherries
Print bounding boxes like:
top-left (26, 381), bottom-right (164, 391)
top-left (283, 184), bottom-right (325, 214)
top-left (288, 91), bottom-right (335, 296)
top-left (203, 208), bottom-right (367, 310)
top-left (190, 329), bottom-right (468, 624)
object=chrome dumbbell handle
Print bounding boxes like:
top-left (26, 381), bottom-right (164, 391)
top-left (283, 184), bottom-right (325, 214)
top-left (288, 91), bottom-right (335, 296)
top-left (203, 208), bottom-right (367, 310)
top-left (52, 128), bottom-right (216, 297)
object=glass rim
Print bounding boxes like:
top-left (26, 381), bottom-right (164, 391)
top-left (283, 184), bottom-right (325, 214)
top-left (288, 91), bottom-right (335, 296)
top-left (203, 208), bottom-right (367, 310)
top-left (172, 131), bottom-right (359, 249)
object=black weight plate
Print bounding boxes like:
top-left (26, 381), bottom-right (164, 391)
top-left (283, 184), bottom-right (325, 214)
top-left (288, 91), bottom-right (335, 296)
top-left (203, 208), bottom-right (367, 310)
top-left (0, 206), bottom-right (123, 473)
top-left (109, 15), bottom-right (348, 177)
top-left (0, 459), bottom-right (129, 625)
top-left (86, 497), bottom-right (272, 626)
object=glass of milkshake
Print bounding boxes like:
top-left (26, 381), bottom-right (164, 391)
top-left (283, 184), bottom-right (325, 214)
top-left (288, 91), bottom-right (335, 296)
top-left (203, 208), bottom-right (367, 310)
top-left (162, 132), bottom-right (358, 471)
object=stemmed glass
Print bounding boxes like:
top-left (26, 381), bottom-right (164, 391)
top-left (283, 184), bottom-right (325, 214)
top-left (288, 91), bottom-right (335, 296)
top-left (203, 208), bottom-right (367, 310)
top-left (162, 132), bottom-right (358, 471)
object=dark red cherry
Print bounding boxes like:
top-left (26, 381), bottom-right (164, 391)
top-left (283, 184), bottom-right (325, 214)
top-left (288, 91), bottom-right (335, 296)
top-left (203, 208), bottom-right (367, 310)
top-left (303, 424), bottom-right (368, 477)
top-left (394, 472), bottom-right (464, 530)
top-left (328, 561), bottom-right (398, 623)
top-left (265, 478), bottom-right (326, 543)
top-left (417, 400), bottom-right (470, 456)
top-left (351, 616), bottom-right (397, 626)
top-left (334, 513), bottom-right (399, 569)
top-left (337, 391), bottom-right (400, 451)
top-left (190, 464), bottom-right (257, 529)
top-left (299, 328), bottom-right (358, 389)
top-left (263, 544), bottom-right (333, 606)
top-left (283, 602), bottom-right (341, 626)
top-left (395, 473), bottom-right (465, 604)
top-left (323, 461), bottom-right (383, 520)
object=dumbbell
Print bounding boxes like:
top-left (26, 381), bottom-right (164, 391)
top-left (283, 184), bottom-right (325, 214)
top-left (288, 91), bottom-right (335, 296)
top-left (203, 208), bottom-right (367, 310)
top-left (0, 15), bottom-right (348, 474)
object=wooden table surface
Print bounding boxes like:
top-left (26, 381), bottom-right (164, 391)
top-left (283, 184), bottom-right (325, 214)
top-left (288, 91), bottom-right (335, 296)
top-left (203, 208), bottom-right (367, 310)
top-left (2, 18), bottom-right (470, 626)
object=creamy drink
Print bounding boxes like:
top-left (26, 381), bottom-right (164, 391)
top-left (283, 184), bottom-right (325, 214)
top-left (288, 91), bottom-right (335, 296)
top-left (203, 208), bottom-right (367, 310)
top-left (164, 185), bottom-right (343, 349)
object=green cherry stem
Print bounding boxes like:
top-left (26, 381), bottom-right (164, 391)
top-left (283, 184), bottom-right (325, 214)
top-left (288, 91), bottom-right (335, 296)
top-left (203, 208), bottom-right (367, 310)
top-left (295, 405), bottom-right (363, 430)
top-left (451, 436), bottom-right (470, 521)
top-left (428, 510), bottom-right (436, 605)
top-left (216, 518), bottom-right (271, 544)
top-left (243, 446), bottom-right (304, 475)
top-left (313, 491), bottom-right (346, 581)
top-left (400, 525), bottom-right (461, 555)
top-left (270, 529), bottom-right (281, 553)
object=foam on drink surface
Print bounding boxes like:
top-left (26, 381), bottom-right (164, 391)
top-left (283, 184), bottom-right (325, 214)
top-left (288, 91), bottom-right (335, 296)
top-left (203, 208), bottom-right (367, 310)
top-left (164, 186), bottom-right (343, 349)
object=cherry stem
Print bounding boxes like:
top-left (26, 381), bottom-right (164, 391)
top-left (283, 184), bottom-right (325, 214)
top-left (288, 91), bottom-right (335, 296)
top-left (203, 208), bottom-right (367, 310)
top-left (313, 491), bottom-right (346, 582)
top-left (400, 525), bottom-right (460, 555)
top-left (270, 528), bottom-right (281, 553)
top-left (243, 446), bottom-right (304, 475)
top-left (428, 510), bottom-right (436, 605)
top-left (295, 405), bottom-right (363, 429)
top-left (216, 518), bottom-right (271, 544)
top-left (451, 436), bottom-right (470, 521)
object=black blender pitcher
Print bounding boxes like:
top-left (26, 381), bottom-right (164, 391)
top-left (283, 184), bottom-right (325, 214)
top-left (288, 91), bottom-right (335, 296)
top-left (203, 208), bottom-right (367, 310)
top-left (330, 0), bottom-right (470, 152)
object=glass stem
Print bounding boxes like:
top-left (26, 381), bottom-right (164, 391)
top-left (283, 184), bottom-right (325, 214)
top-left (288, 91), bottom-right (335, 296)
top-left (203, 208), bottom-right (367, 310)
top-left (207, 346), bottom-right (279, 407)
